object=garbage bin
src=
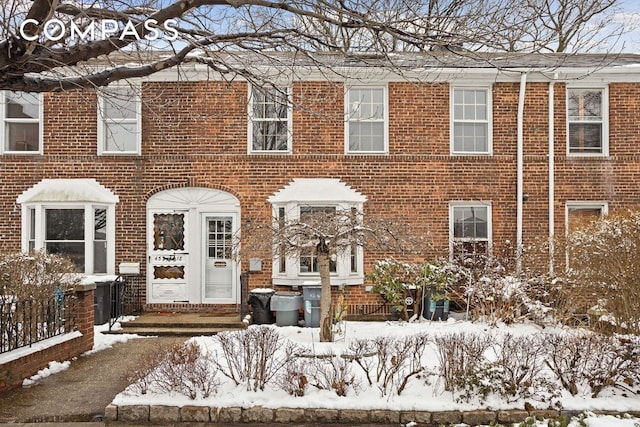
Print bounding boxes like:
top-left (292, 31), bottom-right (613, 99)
top-left (270, 291), bottom-right (302, 326)
top-left (302, 285), bottom-right (322, 327)
top-left (247, 288), bottom-right (275, 324)
top-left (421, 288), bottom-right (449, 321)
top-left (94, 281), bottom-right (112, 325)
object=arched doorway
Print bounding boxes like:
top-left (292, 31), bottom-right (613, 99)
top-left (146, 187), bottom-right (241, 305)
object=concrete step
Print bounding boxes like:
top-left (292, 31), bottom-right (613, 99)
top-left (108, 326), bottom-right (246, 336)
top-left (111, 312), bottom-right (248, 336)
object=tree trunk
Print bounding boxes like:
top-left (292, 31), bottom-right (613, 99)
top-left (317, 240), bottom-right (333, 342)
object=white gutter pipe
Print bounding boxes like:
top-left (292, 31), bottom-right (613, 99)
top-left (516, 72), bottom-right (527, 273)
top-left (548, 76), bottom-right (556, 276)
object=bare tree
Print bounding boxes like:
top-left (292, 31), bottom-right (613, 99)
top-left (0, 0), bottom-right (627, 92)
top-left (237, 208), bottom-right (422, 342)
top-left (490, 0), bottom-right (624, 52)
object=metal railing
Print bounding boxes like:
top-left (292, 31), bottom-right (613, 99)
top-left (0, 290), bottom-right (75, 354)
top-left (106, 276), bottom-right (141, 331)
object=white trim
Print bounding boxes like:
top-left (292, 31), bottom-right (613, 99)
top-left (344, 85), bottom-right (389, 155)
top-left (269, 178), bottom-right (366, 286)
top-left (97, 85), bottom-right (142, 156)
top-left (450, 85), bottom-right (493, 155)
top-left (247, 84), bottom-right (292, 154)
top-left (19, 203), bottom-right (117, 275)
top-left (17, 178), bottom-right (118, 275)
top-left (0, 91), bottom-right (43, 155)
top-left (146, 187), bottom-right (241, 304)
top-left (565, 85), bottom-right (609, 157)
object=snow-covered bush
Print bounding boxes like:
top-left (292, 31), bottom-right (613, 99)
top-left (368, 259), bottom-right (453, 320)
top-left (445, 244), bottom-right (555, 325)
top-left (0, 250), bottom-right (79, 300)
top-left (124, 341), bottom-right (219, 399)
top-left (544, 332), bottom-right (640, 397)
top-left (561, 210), bottom-right (640, 334)
top-left (212, 325), bottom-right (302, 391)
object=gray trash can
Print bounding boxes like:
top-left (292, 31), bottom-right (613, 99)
top-left (302, 285), bottom-right (322, 327)
top-left (247, 288), bottom-right (275, 324)
top-left (270, 291), bottom-right (302, 326)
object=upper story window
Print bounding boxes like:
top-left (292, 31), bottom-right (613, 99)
top-left (451, 87), bottom-right (491, 154)
top-left (450, 202), bottom-right (492, 258)
top-left (249, 86), bottom-right (291, 153)
top-left (346, 86), bottom-right (387, 153)
top-left (98, 86), bottom-right (141, 155)
top-left (18, 179), bottom-right (119, 275)
top-left (567, 87), bottom-right (608, 155)
top-left (1, 91), bottom-right (42, 154)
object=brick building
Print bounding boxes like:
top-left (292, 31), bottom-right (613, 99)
top-left (2, 52), bottom-right (639, 314)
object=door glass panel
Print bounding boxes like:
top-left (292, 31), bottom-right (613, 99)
top-left (205, 217), bottom-right (233, 300)
top-left (208, 218), bottom-right (232, 259)
top-left (154, 265), bottom-right (185, 280)
top-left (153, 213), bottom-right (185, 251)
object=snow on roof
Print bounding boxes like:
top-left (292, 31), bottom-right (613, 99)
top-left (268, 178), bottom-right (367, 204)
top-left (17, 179), bottom-right (119, 204)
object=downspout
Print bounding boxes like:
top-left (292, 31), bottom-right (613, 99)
top-left (516, 72), bottom-right (527, 274)
top-left (548, 75), bottom-right (556, 276)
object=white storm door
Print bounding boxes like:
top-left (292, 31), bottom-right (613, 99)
top-left (203, 215), bottom-right (236, 303)
top-left (148, 210), bottom-right (189, 303)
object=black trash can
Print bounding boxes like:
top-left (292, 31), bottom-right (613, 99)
top-left (247, 289), bottom-right (276, 324)
top-left (302, 285), bottom-right (321, 327)
top-left (94, 281), bottom-right (112, 325)
top-left (422, 288), bottom-right (450, 321)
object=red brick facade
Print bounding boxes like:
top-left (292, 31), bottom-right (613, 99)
top-left (2, 62), bottom-right (639, 312)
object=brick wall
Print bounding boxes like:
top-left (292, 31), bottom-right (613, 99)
top-left (0, 285), bottom-right (95, 393)
top-left (1, 79), bottom-right (639, 311)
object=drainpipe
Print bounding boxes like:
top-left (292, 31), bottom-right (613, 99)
top-left (516, 72), bottom-right (527, 274)
top-left (548, 75), bottom-right (556, 276)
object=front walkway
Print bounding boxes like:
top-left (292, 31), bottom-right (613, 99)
top-left (0, 335), bottom-right (185, 423)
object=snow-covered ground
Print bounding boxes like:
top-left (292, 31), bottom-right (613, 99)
top-left (104, 318), bottom-right (640, 427)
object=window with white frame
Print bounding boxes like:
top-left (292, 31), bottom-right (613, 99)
top-left (451, 87), bottom-right (491, 154)
top-left (566, 202), bottom-right (607, 232)
top-left (18, 179), bottom-right (118, 275)
top-left (299, 206), bottom-right (338, 273)
top-left (450, 203), bottom-right (491, 257)
top-left (249, 86), bottom-right (290, 152)
top-left (268, 178), bottom-right (366, 286)
top-left (98, 86), bottom-right (141, 155)
top-left (1, 91), bottom-right (42, 154)
top-left (346, 86), bottom-right (387, 153)
top-left (567, 87), bottom-right (607, 155)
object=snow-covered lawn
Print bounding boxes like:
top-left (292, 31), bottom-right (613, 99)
top-left (108, 318), bottom-right (640, 426)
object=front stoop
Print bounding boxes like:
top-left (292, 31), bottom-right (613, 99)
top-left (105, 404), bottom-right (640, 425)
top-left (110, 312), bottom-right (247, 336)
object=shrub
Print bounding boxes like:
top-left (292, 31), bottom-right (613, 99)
top-left (0, 250), bottom-right (80, 300)
top-left (561, 210), bottom-right (640, 334)
top-left (213, 325), bottom-right (302, 391)
top-left (124, 341), bottom-right (219, 399)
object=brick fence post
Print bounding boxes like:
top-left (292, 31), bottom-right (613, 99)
top-left (73, 283), bottom-right (96, 353)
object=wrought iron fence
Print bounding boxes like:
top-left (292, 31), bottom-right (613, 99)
top-left (0, 290), bottom-right (76, 354)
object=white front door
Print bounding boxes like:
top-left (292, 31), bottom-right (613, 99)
top-left (202, 215), bottom-right (236, 303)
top-left (146, 187), bottom-right (241, 305)
top-left (148, 210), bottom-right (189, 303)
